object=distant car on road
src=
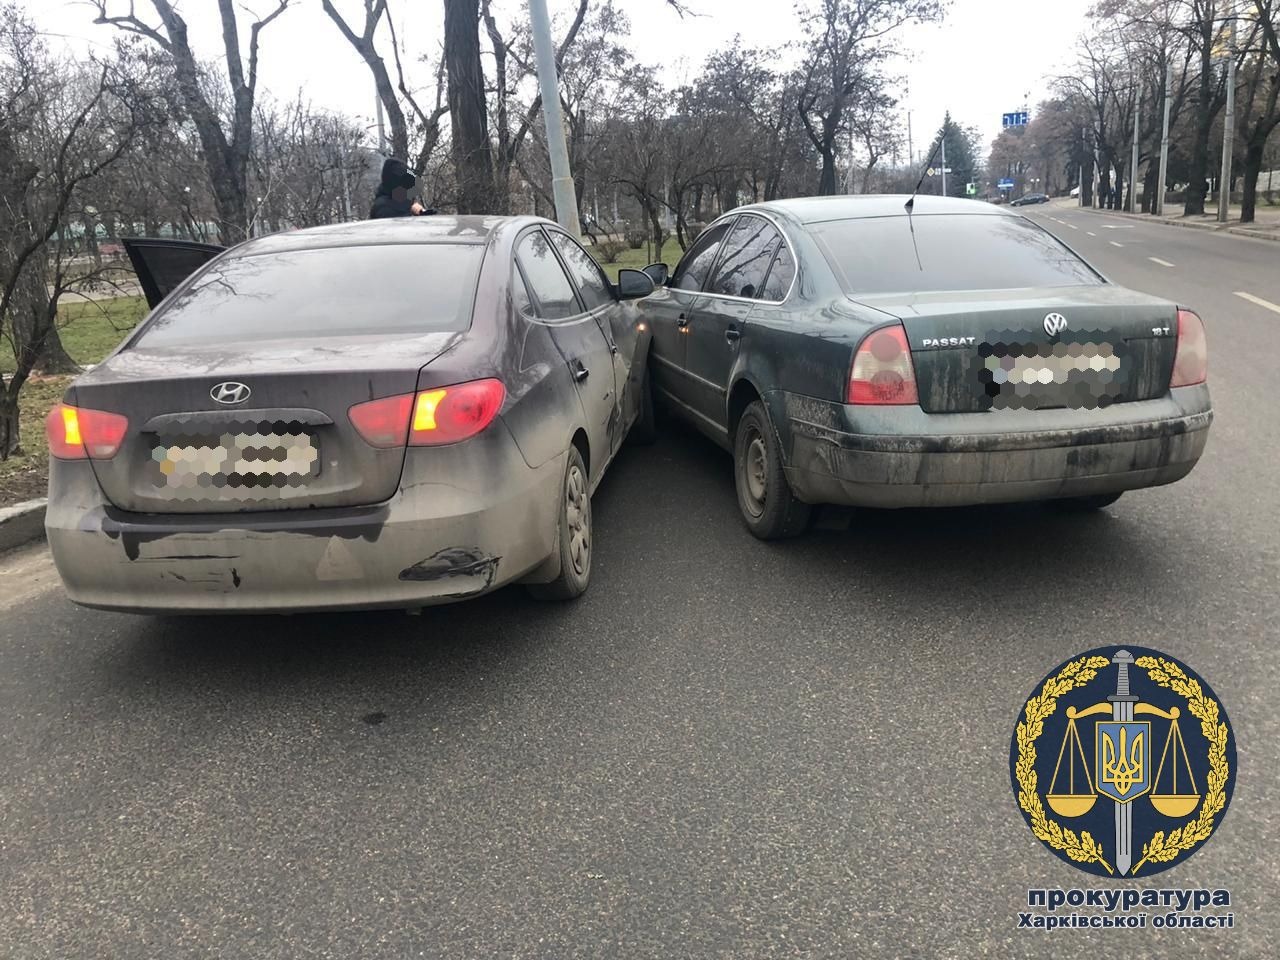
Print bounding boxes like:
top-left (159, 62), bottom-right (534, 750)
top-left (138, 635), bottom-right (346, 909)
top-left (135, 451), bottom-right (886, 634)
top-left (44, 217), bottom-right (657, 612)
top-left (1011, 193), bottom-right (1051, 206)
top-left (636, 195), bottom-right (1211, 538)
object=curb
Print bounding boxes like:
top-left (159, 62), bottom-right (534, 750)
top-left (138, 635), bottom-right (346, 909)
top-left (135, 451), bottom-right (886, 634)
top-left (0, 498), bottom-right (47, 553)
top-left (1074, 205), bottom-right (1280, 243)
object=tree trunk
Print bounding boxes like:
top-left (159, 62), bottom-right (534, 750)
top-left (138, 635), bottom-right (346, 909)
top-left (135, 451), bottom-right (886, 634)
top-left (0, 385), bottom-right (21, 460)
top-left (817, 144), bottom-right (837, 196)
top-left (444, 0), bottom-right (494, 214)
top-left (1142, 161), bottom-right (1159, 214)
top-left (1240, 138), bottom-right (1265, 223)
top-left (36, 323), bottom-right (81, 375)
top-left (1184, 43), bottom-right (1217, 216)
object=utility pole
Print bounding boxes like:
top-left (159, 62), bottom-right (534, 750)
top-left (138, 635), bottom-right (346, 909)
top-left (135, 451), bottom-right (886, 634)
top-left (1217, 1), bottom-right (1236, 223)
top-left (528, 0), bottom-right (581, 237)
top-left (941, 136), bottom-right (947, 197)
top-left (1156, 61), bottom-right (1172, 215)
top-left (907, 111), bottom-right (914, 169)
top-left (1129, 92), bottom-right (1140, 213)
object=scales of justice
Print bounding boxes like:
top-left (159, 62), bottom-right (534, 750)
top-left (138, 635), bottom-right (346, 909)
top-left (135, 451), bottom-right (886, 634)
top-left (1046, 649), bottom-right (1200, 875)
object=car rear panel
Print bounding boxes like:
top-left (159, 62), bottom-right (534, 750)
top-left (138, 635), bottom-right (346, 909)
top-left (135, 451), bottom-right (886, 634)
top-left (855, 286), bottom-right (1178, 413)
top-left (71, 332), bottom-right (459, 513)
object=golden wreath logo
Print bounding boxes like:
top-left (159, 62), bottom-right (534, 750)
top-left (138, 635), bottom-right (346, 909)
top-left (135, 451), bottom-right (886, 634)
top-left (1010, 646), bottom-right (1235, 878)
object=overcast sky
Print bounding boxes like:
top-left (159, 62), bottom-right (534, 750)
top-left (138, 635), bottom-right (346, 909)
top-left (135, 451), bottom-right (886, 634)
top-left (35, 0), bottom-right (1097, 162)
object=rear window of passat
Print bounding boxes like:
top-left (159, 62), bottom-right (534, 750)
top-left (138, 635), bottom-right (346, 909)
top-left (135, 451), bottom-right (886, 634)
top-left (133, 243), bottom-right (483, 346)
top-left (810, 214), bottom-right (1103, 295)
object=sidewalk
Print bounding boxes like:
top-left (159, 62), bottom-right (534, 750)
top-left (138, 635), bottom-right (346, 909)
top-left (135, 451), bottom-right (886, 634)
top-left (1057, 199), bottom-right (1280, 242)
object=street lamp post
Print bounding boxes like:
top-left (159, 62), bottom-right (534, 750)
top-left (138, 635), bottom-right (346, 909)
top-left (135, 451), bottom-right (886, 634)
top-left (1156, 61), bottom-right (1172, 216)
top-left (528, 0), bottom-right (581, 237)
top-left (1217, 1), bottom-right (1237, 223)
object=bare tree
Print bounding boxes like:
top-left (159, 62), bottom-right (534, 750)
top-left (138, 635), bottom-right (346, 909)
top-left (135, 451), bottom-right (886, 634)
top-left (444, 0), bottom-right (495, 213)
top-left (93, 0), bottom-right (290, 243)
top-left (1, 10), bottom-right (163, 456)
top-left (795, 0), bottom-right (940, 195)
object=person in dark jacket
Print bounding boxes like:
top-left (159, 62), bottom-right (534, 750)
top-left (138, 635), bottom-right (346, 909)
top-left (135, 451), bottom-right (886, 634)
top-left (369, 158), bottom-right (425, 218)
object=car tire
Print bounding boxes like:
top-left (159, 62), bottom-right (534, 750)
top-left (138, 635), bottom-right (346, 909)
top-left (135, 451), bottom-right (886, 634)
top-left (527, 445), bottom-right (592, 601)
top-left (628, 365), bottom-right (657, 446)
top-left (1046, 492), bottom-right (1123, 512)
top-left (734, 400), bottom-right (811, 540)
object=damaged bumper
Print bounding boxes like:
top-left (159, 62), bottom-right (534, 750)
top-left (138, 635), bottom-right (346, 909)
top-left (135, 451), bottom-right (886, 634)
top-left (45, 426), bottom-right (563, 613)
top-left (777, 384), bottom-right (1212, 509)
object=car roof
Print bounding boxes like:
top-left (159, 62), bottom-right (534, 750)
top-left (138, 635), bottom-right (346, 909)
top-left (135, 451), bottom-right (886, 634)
top-left (736, 194), bottom-right (1015, 225)
top-left (230, 214), bottom-right (551, 257)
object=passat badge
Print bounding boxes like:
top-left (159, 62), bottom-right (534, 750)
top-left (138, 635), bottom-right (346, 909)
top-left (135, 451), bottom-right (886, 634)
top-left (1043, 312), bottom-right (1068, 337)
top-left (1010, 646), bottom-right (1235, 877)
top-left (210, 381), bottom-right (251, 405)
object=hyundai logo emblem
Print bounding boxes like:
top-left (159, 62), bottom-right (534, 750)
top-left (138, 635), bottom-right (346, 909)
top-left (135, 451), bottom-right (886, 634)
top-left (1043, 312), bottom-right (1069, 337)
top-left (210, 381), bottom-right (251, 404)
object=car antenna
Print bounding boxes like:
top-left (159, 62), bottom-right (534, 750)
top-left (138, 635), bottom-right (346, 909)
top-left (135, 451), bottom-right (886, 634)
top-left (905, 136), bottom-right (944, 213)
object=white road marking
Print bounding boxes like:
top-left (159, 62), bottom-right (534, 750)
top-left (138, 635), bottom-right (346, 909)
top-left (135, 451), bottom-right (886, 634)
top-left (1067, 223), bottom-right (1079, 229)
top-left (1101, 225), bottom-right (1134, 229)
top-left (1234, 291), bottom-right (1280, 315)
top-left (1087, 231), bottom-right (1097, 236)
top-left (1109, 241), bottom-right (1124, 247)
top-left (1148, 257), bottom-right (1175, 267)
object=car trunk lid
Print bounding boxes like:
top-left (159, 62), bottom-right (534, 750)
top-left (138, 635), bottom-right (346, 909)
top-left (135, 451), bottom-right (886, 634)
top-left (852, 286), bottom-right (1178, 413)
top-left (73, 332), bottom-right (460, 513)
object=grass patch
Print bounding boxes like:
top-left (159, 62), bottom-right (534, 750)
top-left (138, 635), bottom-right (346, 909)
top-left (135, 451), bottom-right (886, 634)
top-left (1, 294), bottom-right (145, 507)
top-left (0, 294), bottom-right (146, 375)
top-left (590, 238), bottom-right (686, 281)
top-left (0, 375), bottom-right (70, 506)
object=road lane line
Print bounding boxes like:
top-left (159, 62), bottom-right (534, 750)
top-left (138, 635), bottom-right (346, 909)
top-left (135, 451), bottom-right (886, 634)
top-left (1148, 257), bottom-right (1175, 267)
top-left (1234, 291), bottom-right (1280, 315)
top-left (1067, 223), bottom-right (1079, 229)
top-left (1087, 231), bottom-right (1096, 236)
top-left (1109, 241), bottom-right (1124, 247)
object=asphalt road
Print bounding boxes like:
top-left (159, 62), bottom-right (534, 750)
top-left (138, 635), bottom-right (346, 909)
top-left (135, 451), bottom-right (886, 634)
top-left (2, 205), bottom-right (1278, 959)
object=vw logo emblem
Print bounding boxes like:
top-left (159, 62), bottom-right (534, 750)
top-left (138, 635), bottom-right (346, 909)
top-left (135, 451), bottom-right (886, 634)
top-left (210, 381), bottom-right (251, 405)
top-left (1043, 312), bottom-right (1069, 337)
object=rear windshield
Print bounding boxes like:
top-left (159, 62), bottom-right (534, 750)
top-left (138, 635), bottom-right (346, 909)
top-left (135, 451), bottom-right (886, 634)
top-left (810, 214), bottom-right (1102, 296)
top-left (134, 243), bottom-right (483, 346)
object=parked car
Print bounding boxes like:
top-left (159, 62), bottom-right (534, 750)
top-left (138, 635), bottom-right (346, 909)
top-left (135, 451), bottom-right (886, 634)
top-left (636, 195), bottom-right (1211, 538)
top-left (44, 216), bottom-right (657, 612)
top-left (1011, 193), bottom-right (1051, 206)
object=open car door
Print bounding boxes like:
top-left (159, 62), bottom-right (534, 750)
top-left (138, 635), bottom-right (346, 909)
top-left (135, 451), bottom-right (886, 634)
top-left (122, 237), bottom-right (225, 310)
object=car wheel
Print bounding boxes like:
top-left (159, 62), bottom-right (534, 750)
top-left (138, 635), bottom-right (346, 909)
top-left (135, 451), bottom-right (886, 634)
top-left (1045, 492), bottom-right (1123, 512)
top-left (528, 445), bottom-right (592, 600)
top-left (734, 400), bottom-right (811, 540)
top-left (628, 364), bottom-right (657, 446)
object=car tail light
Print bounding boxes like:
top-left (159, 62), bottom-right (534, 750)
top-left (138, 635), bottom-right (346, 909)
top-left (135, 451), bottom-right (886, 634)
top-left (45, 403), bottom-right (128, 459)
top-left (848, 324), bottom-right (918, 405)
top-left (348, 379), bottom-right (505, 448)
top-left (1171, 308), bottom-right (1207, 387)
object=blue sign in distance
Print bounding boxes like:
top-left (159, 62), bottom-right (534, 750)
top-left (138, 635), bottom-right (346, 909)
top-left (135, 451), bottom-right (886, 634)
top-left (998, 178), bottom-right (1015, 190)
top-left (1002, 111), bottom-right (1029, 128)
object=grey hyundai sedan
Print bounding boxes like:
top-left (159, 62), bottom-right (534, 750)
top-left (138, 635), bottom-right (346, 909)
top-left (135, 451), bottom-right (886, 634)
top-left (44, 216), bottom-right (657, 612)
top-left (638, 195), bottom-right (1211, 538)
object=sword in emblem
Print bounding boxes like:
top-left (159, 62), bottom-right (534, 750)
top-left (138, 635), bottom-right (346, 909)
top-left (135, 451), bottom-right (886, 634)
top-left (1108, 649), bottom-right (1139, 875)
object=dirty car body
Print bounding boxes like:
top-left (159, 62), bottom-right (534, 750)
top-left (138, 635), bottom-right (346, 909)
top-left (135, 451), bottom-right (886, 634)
top-left (638, 196), bottom-right (1211, 534)
top-left (45, 216), bottom-right (652, 612)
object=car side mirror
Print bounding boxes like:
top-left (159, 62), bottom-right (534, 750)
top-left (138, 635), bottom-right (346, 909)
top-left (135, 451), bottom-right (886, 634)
top-left (617, 268), bottom-right (655, 300)
top-left (642, 262), bottom-right (669, 286)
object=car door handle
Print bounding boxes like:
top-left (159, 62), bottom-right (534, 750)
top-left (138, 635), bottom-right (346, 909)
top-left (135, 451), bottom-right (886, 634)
top-left (725, 325), bottom-right (740, 343)
top-left (676, 313), bottom-right (688, 328)
top-left (572, 360), bottom-right (590, 382)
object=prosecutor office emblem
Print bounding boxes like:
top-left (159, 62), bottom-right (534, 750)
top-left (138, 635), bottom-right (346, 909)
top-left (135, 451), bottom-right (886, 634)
top-left (1010, 646), bottom-right (1235, 877)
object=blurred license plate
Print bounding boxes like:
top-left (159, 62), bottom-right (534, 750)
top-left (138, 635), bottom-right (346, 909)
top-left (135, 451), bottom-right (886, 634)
top-left (975, 338), bottom-right (1127, 410)
top-left (150, 429), bottom-right (320, 490)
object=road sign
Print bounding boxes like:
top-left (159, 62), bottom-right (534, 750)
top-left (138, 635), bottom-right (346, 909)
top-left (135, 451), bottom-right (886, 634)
top-left (1002, 111), bottom-right (1029, 128)
top-left (966, 182), bottom-right (977, 196)
top-left (998, 178), bottom-right (1015, 190)
top-left (926, 167), bottom-right (953, 177)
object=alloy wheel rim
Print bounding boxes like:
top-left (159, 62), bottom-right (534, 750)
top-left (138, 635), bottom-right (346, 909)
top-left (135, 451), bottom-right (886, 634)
top-left (566, 463), bottom-right (590, 576)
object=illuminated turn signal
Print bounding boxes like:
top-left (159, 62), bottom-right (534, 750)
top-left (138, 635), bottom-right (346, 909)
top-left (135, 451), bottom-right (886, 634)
top-left (348, 379), bottom-right (505, 449)
top-left (45, 403), bottom-right (128, 459)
